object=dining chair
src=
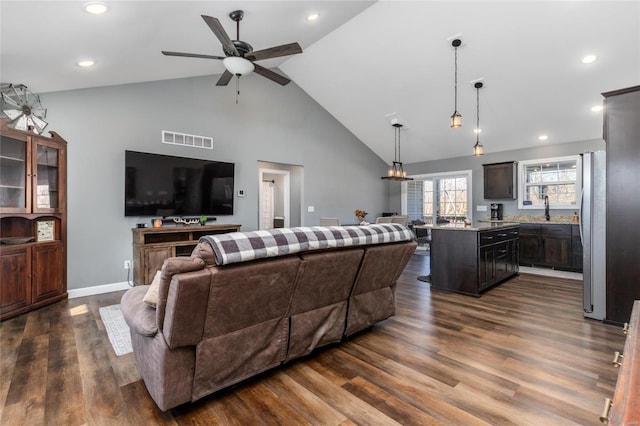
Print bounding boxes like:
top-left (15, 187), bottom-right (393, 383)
top-left (390, 215), bottom-right (409, 226)
top-left (375, 217), bottom-right (393, 223)
top-left (319, 217), bottom-right (341, 226)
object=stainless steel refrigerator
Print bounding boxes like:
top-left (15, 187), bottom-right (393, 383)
top-left (580, 151), bottom-right (606, 320)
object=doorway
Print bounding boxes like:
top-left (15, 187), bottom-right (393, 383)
top-left (258, 168), bottom-right (290, 229)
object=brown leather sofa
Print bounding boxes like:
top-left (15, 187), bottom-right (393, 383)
top-left (121, 228), bottom-right (416, 411)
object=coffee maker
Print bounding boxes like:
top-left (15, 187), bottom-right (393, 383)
top-left (490, 203), bottom-right (503, 220)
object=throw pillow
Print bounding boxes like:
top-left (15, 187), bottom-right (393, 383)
top-left (143, 270), bottom-right (161, 307)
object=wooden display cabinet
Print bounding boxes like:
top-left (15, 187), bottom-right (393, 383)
top-left (1, 119), bottom-right (68, 321)
top-left (132, 223), bottom-right (241, 285)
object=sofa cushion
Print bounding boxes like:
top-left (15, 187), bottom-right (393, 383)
top-left (199, 223), bottom-right (415, 265)
top-left (121, 285), bottom-right (158, 337)
top-left (143, 270), bottom-right (161, 307)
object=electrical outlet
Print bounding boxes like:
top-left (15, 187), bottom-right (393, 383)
top-left (124, 260), bottom-right (131, 270)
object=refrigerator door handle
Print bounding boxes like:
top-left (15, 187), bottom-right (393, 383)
top-left (579, 188), bottom-right (584, 245)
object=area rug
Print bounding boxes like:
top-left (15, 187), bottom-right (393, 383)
top-left (99, 304), bottom-right (133, 356)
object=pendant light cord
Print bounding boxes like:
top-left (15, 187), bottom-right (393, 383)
top-left (476, 85), bottom-right (480, 143)
top-left (454, 46), bottom-right (458, 111)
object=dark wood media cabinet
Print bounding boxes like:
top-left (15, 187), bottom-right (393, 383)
top-left (132, 223), bottom-right (241, 285)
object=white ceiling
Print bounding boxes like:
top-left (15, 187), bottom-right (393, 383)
top-left (2, 1), bottom-right (639, 164)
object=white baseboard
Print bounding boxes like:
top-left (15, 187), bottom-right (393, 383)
top-left (68, 282), bottom-right (133, 299)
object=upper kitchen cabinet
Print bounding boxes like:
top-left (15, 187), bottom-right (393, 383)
top-left (604, 85), bottom-right (640, 325)
top-left (483, 161), bottom-right (517, 199)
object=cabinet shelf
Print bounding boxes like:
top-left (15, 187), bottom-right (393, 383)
top-left (0, 155), bottom-right (25, 163)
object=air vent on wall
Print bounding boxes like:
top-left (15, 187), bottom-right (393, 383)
top-left (162, 130), bottom-right (213, 150)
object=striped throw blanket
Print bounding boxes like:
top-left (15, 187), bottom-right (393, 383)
top-left (199, 223), bottom-right (415, 266)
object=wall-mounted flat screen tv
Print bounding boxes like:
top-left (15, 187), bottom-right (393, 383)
top-left (125, 150), bottom-right (234, 217)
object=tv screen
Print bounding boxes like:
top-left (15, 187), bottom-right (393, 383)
top-left (125, 150), bottom-right (234, 217)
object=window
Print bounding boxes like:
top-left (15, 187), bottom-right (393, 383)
top-left (518, 155), bottom-right (581, 209)
top-left (402, 170), bottom-right (472, 223)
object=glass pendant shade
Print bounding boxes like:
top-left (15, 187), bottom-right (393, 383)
top-left (451, 111), bottom-right (462, 128)
top-left (473, 141), bottom-right (484, 156)
top-left (223, 57), bottom-right (254, 76)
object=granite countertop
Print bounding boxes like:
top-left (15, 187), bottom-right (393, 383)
top-left (431, 221), bottom-right (520, 232)
top-left (477, 215), bottom-right (580, 225)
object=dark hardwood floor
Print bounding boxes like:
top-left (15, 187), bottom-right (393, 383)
top-left (0, 254), bottom-right (625, 425)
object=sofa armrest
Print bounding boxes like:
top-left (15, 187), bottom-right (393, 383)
top-left (121, 286), bottom-right (158, 337)
top-left (162, 268), bottom-right (212, 349)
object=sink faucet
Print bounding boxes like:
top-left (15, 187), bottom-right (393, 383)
top-left (544, 195), bottom-right (550, 221)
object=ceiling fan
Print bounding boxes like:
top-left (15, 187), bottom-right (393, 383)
top-left (162, 10), bottom-right (302, 87)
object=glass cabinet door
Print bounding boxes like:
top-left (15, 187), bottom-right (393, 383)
top-left (33, 140), bottom-right (61, 213)
top-left (0, 135), bottom-right (28, 212)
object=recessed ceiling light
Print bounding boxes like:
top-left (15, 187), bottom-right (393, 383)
top-left (306, 13), bottom-right (319, 21)
top-left (76, 59), bottom-right (95, 67)
top-left (84, 2), bottom-right (108, 15)
top-left (538, 135), bottom-right (549, 141)
top-left (581, 54), bottom-right (598, 64)
top-left (591, 105), bottom-right (604, 112)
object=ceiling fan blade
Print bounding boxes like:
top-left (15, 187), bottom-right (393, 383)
top-left (201, 15), bottom-right (239, 57)
top-left (253, 64), bottom-right (291, 86)
top-left (246, 42), bottom-right (303, 62)
top-left (216, 70), bottom-right (234, 86)
top-left (162, 51), bottom-right (225, 60)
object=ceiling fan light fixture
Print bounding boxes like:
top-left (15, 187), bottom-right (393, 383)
top-left (223, 56), bottom-right (254, 76)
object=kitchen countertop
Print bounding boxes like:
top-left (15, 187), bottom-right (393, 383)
top-left (430, 221), bottom-right (520, 232)
top-left (477, 216), bottom-right (580, 225)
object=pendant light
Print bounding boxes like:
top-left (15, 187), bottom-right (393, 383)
top-left (450, 38), bottom-right (462, 128)
top-left (381, 121), bottom-right (413, 181)
top-left (473, 81), bottom-right (484, 156)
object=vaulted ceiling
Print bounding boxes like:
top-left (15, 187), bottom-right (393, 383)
top-left (1, 1), bottom-right (638, 164)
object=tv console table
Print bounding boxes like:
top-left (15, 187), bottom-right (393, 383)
top-left (132, 223), bottom-right (241, 285)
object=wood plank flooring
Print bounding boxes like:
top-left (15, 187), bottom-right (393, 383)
top-left (0, 254), bottom-right (626, 425)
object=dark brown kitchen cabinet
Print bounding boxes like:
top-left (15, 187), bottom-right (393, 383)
top-left (603, 85), bottom-right (640, 325)
top-left (483, 161), bottom-right (517, 199)
top-left (432, 225), bottom-right (519, 297)
top-left (518, 224), bottom-right (542, 265)
top-left (518, 223), bottom-right (578, 272)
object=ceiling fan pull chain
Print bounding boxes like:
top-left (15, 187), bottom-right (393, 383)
top-left (236, 75), bottom-right (240, 104)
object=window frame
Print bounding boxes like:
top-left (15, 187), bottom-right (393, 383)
top-left (517, 155), bottom-right (581, 210)
top-left (401, 169), bottom-right (473, 222)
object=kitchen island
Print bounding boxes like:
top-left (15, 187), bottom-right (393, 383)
top-left (430, 221), bottom-right (520, 296)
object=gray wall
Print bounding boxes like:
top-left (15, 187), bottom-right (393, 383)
top-left (41, 73), bottom-right (390, 290)
top-left (393, 139), bottom-right (606, 219)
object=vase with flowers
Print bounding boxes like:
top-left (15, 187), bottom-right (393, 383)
top-left (354, 209), bottom-right (369, 225)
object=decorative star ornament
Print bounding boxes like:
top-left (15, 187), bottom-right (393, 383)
top-left (1, 83), bottom-right (48, 134)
